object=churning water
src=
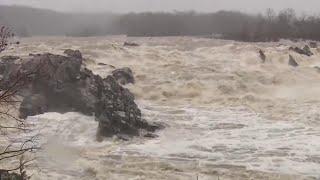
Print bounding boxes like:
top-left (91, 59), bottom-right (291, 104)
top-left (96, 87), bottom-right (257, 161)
top-left (2, 36), bottom-right (320, 179)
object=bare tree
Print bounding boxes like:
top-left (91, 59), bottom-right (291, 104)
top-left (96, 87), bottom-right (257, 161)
top-left (0, 25), bottom-right (38, 180)
top-left (0, 26), bottom-right (14, 53)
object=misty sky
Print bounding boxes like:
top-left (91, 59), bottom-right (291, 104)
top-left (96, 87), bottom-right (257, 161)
top-left (1, 0), bottom-right (320, 13)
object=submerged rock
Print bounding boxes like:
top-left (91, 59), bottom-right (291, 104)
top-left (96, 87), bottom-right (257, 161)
top-left (112, 67), bottom-right (135, 85)
top-left (124, 42), bottom-right (139, 47)
top-left (289, 45), bottom-right (313, 56)
top-left (0, 50), bottom-right (160, 138)
top-left (288, 55), bottom-right (298, 67)
top-left (258, 49), bottom-right (266, 63)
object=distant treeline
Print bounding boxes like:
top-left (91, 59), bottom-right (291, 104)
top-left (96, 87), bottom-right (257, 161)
top-left (1, 5), bottom-right (320, 41)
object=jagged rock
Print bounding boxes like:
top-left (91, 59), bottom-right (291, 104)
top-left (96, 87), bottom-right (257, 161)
top-left (63, 49), bottom-right (82, 59)
top-left (259, 49), bottom-right (266, 63)
top-left (0, 51), bottom-right (160, 138)
top-left (309, 42), bottom-right (317, 48)
top-left (289, 55), bottom-right (298, 67)
top-left (124, 42), bottom-right (139, 47)
top-left (112, 67), bottom-right (135, 85)
top-left (289, 45), bottom-right (313, 56)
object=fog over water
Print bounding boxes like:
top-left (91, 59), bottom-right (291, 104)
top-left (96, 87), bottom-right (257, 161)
top-left (1, 0), bottom-right (320, 13)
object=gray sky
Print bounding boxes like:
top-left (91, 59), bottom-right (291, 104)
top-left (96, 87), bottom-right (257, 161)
top-left (1, 0), bottom-right (319, 13)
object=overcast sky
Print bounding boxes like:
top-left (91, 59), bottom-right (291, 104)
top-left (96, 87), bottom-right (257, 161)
top-left (1, 0), bottom-right (319, 14)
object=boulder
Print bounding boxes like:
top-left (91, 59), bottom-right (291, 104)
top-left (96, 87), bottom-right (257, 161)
top-left (112, 67), bottom-right (135, 85)
top-left (289, 45), bottom-right (313, 56)
top-left (1, 51), bottom-right (160, 138)
top-left (288, 55), bottom-right (298, 67)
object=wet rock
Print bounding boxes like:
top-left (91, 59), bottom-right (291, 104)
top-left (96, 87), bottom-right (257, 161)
top-left (1, 50), bottom-right (159, 138)
top-left (258, 49), bottom-right (266, 63)
top-left (97, 62), bottom-right (107, 66)
top-left (63, 49), bottom-right (82, 59)
top-left (29, 53), bottom-right (41, 57)
top-left (289, 45), bottom-right (313, 56)
top-left (288, 55), bottom-right (298, 67)
top-left (124, 42), bottom-right (139, 47)
top-left (112, 67), bottom-right (135, 85)
top-left (144, 133), bottom-right (159, 138)
top-left (309, 41), bottom-right (317, 48)
top-left (97, 62), bottom-right (115, 68)
top-left (302, 45), bottom-right (313, 56)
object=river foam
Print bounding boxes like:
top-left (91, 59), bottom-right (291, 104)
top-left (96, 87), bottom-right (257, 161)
top-left (1, 36), bottom-right (320, 179)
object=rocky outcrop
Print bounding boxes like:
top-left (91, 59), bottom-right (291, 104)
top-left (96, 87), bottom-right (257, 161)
top-left (289, 45), bottom-right (313, 56)
top-left (0, 50), bottom-right (160, 138)
top-left (112, 67), bottom-right (135, 85)
top-left (63, 49), bottom-right (82, 59)
top-left (288, 55), bottom-right (298, 67)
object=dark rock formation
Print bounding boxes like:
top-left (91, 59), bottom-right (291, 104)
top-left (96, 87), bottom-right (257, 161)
top-left (289, 45), bottom-right (313, 56)
top-left (258, 49), bottom-right (266, 63)
top-left (63, 49), bottom-right (82, 59)
top-left (124, 42), bottom-right (139, 47)
top-left (112, 67), bottom-right (135, 85)
top-left (289, 55), bottom-right (298, 67)
top-left (0, 50), bottom-right (160, 138)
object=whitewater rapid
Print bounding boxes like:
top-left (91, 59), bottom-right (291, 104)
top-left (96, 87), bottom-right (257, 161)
top-left (1, 36), bottom-right (320, 179)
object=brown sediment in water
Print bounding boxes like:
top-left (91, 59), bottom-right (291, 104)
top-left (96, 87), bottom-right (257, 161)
top-left (1, 36), bottom-right (320, 179)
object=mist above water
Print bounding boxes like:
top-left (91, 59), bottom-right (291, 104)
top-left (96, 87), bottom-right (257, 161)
top-left (1, 5), bottom-right (320, 42)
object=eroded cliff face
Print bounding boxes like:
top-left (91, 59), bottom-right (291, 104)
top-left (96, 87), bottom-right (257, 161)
top-left (0, 50), bottom-right (160, 138)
